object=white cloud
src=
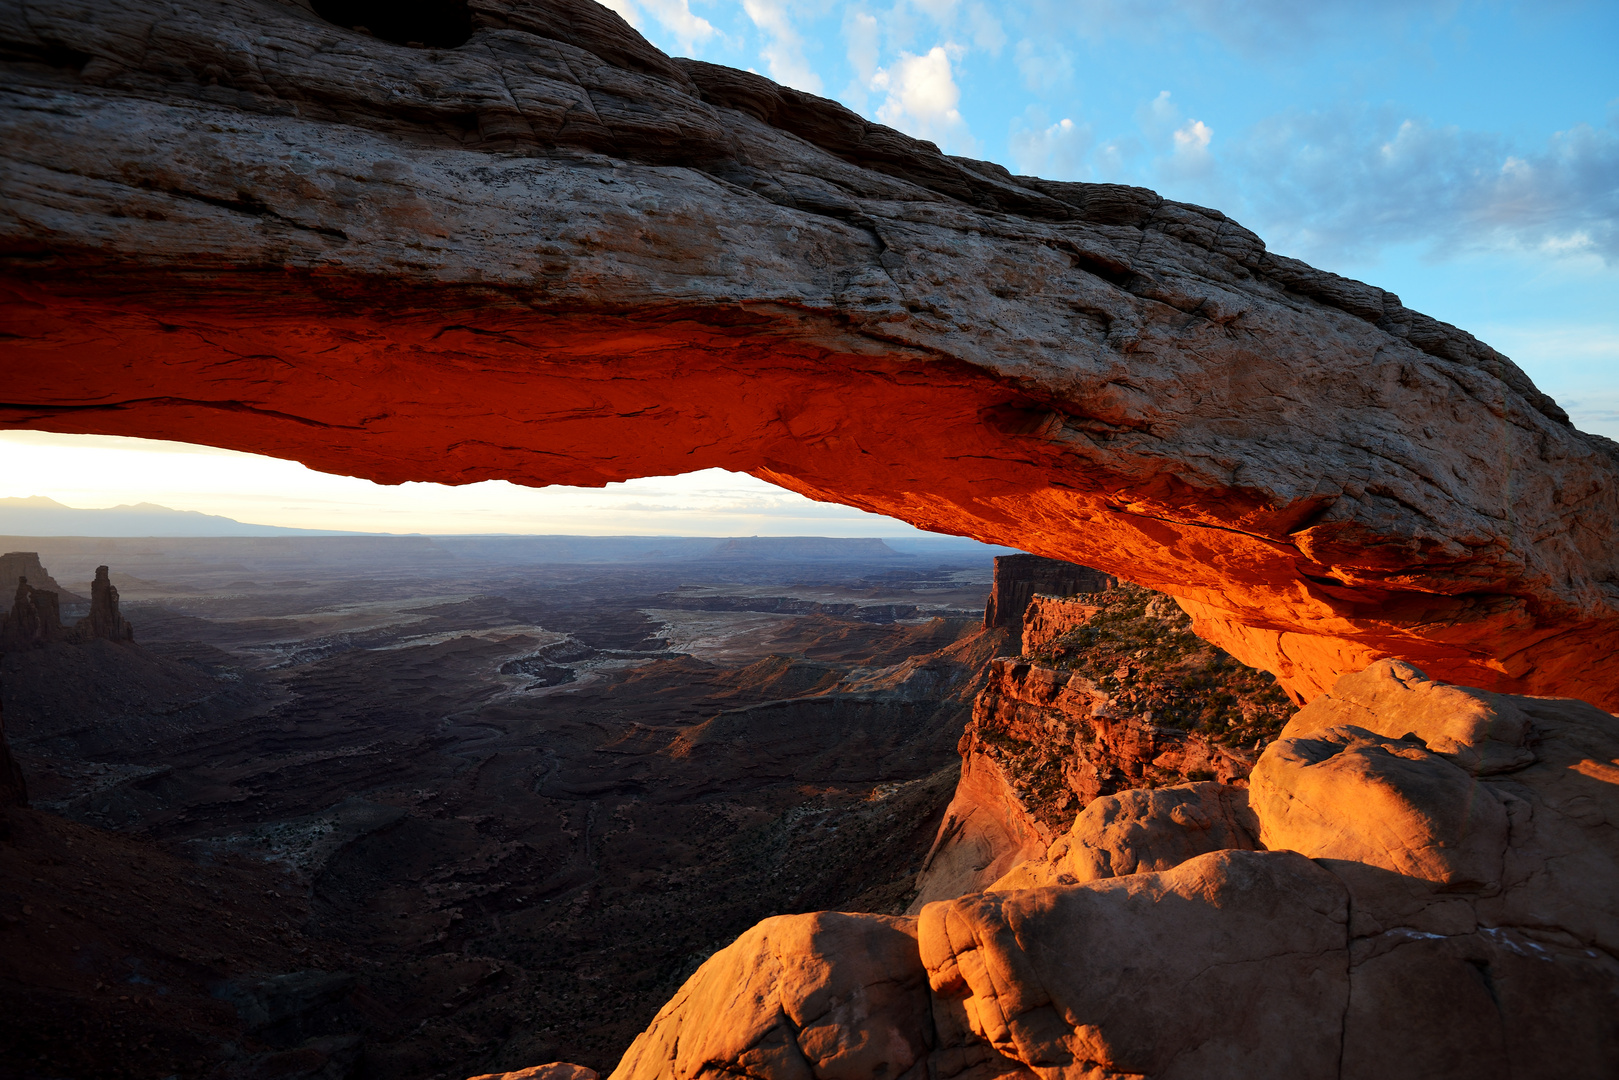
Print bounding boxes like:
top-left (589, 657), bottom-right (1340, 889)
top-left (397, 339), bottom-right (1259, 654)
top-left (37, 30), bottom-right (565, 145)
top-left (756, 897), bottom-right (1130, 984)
top-left (594, 0), bottom-right (717, 56)
top-left (1165, 117), bottom-right (1215, 179)
top-left (1009, 114), bottom-right (1095, 180)
top-left (845, 10), bottom-right (881, 81)
top-left (911, 0), bottom-right (959, 20)
top-left (871, 43), bottom-right (976, 153)
top-left (595, 0), bottom-right (641, 27)
top-left (743, 0), bottom-right (825, 94)
top-left (965, 2), bottom-right (1006, 55)
top-left (638, 0), bottom-right (718, 53)
top-left (1173, 119), bottom-right (1212, 153)
top-left (841, 9), bottom-right (881, 109)
top-left (1228, 108), bottom-right (1619, 264)
top-left (1013, 37), bottom-right (1072, 92)
top-left (1024, 0), bottom-right (1433, 57)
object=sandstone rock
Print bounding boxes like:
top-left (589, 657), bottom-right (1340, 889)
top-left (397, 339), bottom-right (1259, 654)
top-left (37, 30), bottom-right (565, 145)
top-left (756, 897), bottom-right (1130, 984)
top-left (74, 565), bottom-right (134, 643)
top-left (912, 650), bottom-right (1268, 909)
top-left (1343, 926), bottom-right (1619, 1080)
top-left (469, 1064), bottom-right (598, 1080)
top-left (0, 552), bottom-right (78, 608)
top-left (988, 782), bottom-right (1258, 891)
top-left (600, 660), bottom-right (1619, 1080)
top-left (609, 911), bottom-right (932, 1080)
top-left (2, 0), bottom-right (1615, 706)
top-left (920, 850), bottom-right (1351, 1080)
top-left (982, 557), bottom-right (1114, 643)
top-left (1018, 596), bottom-right (1100, 660)
top-left (907, 737), bottom-right (1058, 913)
top-left (0, 577), bottom-right (64, 649)
top-left (972, 657), bottom-right (1266, 818)
top-left (1251, 724), bottom-right (1510, 891)
top-left (1, 563), bottom-right (134, 648)
top-left (1281, 657), bottom-right (1534, 774)
top-left (1253, 660), bottom-right (1619, 955)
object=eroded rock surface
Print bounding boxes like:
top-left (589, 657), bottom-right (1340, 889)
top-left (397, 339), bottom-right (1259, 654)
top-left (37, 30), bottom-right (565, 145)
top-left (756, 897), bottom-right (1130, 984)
top-left (0, 559), bottom-right (135, 805)
top-left (911, 582), bottom-right (1293, 907)
top-left (78, 565), bottom-right (134, 643)
top-left (469, 1064), bottom-right (598, 1080)
top-left (988, 782), bottom-right (1259, 891)
top-left (602, 660), bottom-right (1619, 1080)
top-left (982, 556), bottom-right (1115, 644)
top-left (2, 0), bottom-right (1616, 706)
top-left (0, 562), bottom-right (134, 648)
top-left (609, 912), bottom-right (932, 1080)
top-left (0, 552), bottom-right (78, 607)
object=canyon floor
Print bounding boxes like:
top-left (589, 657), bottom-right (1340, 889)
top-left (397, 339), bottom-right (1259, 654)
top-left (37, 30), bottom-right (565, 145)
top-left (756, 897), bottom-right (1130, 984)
top-left (0, 535), bottom-right (1007, 1079)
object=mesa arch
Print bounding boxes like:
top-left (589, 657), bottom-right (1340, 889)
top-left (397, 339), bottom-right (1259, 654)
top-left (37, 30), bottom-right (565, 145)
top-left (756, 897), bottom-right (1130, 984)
top-left (2, 0), bottom-right (1616, 709)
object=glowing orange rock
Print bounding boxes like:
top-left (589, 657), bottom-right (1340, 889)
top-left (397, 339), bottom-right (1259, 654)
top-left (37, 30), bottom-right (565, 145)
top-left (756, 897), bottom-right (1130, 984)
top-left (3, 0), bottom-right (1616, 708)
top-left (605, 661), bottom-right (1619, 1080)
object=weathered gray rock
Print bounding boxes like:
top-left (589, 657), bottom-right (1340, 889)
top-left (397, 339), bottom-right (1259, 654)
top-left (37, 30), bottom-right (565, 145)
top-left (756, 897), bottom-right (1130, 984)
top-left (0, 0), bottom-right (1615, 707)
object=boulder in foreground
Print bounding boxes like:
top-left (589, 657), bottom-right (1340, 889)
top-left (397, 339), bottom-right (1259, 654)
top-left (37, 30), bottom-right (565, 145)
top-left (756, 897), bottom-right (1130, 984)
top-left (600, 661), bottom-right (1619, 1080)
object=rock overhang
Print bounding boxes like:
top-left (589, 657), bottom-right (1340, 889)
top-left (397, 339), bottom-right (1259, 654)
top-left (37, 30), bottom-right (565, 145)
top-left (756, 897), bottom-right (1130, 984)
top-left (2, 0), bottom-right (1617, 709)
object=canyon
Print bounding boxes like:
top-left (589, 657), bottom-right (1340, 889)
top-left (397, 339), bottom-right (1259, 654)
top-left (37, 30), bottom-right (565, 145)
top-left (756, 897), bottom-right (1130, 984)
top-left (1, 1), bottom-right (1617, 1077)
top-left (0, 536), bottom-right (1018, 1075)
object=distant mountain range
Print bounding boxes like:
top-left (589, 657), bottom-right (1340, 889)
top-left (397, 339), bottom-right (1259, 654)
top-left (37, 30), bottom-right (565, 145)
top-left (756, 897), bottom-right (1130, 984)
top-left (0, 497), bottom-right (1019, 559)
top-left (0, 496), bottom-right (364, 537)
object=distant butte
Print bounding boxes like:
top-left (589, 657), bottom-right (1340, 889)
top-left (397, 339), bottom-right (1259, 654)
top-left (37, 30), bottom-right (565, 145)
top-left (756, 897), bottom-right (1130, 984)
top-left (2, 0), bottom-right (1617, 710)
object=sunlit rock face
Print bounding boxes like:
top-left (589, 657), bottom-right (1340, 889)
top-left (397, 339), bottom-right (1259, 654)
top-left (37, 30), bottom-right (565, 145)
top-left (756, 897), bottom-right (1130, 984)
top-left (604, 661), bottom-right (1619, 1080)
top-left (3, 0), bottom-right (1618, 708)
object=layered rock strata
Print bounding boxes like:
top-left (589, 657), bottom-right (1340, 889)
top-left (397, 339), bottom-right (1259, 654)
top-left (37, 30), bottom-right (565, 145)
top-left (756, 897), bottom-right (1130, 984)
top-left (0, 552), bottom-right (77, 608)
top-left (598, 661), bottom-right (1619, 1080)
top-left (913, 581), bottom-right (1297, 906)
top-left (0, 564), bottom-right (134, 648)
top-left (78, 565), bottom-right (134, 643)
top-left (982, 556), bottom-right (1116, 642)
top-left (0, 560), bottom-right (132, 806)
top-left (911, 657), bottom-right (1266, 908)
top-left (2, 0), bottom-right (1616, 706)
top-left (1019, 595), bottom-right (1101, 657)
top-left (0, 577), bottom-right (65, 650)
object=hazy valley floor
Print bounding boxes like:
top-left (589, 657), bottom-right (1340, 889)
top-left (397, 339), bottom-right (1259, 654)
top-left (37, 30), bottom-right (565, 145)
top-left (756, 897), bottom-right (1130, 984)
top-left (0, 537), bottom-right (1004, 1078)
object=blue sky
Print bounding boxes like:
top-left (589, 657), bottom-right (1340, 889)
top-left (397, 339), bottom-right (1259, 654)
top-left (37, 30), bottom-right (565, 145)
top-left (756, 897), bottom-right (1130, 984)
top-left (3, 0), bottom-right (1615, 535)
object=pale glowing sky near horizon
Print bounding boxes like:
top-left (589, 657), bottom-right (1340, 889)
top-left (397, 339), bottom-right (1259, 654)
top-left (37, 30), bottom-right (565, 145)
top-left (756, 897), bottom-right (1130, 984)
top-left (4, 0), bottom-right (1615, 535)
top-left (0, 432), bottom-right (927, 536)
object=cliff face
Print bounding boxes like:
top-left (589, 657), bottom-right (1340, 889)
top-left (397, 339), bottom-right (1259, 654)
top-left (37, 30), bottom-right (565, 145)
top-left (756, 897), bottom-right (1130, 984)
top-left (0, 552), bottom-right (78, 609)
top-left (0, 578), bottom-right (65, 650)
top-left (981, 555), bottom-right (1116, 642)
top-left (2, 0), bottom-right (1616, 707)
top-left (77, 566), bottom-right (134, 643)
top-left (0, 565), bottom-right (134, 648)
top-left (1021, 593), bottom-right (1101, 656)
top-left (913, 581), bottom-right (1295, 906)
top-left (606, 661), bottom-right (1619, 1080)
top-left (0, 561), bottom-right (133, 805)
